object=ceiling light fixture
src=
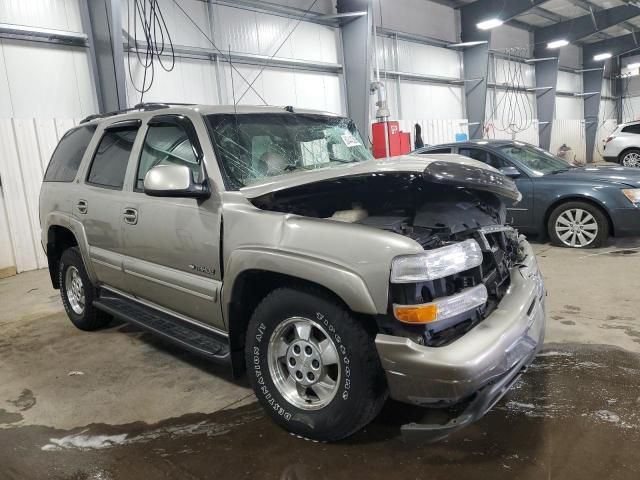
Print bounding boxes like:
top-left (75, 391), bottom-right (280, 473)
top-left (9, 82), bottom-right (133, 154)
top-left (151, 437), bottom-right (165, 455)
top-left (547, 39), bottom-right (569, 49)
top-left (477, 18), bottom-right (503, 30)
top-left (593, 52), bottom-right (612, 61)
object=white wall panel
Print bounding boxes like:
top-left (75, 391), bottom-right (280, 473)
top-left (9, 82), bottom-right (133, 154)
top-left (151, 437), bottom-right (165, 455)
top-left (0, 188), bottom-right (15, 270)
top-left (550, 119), bottom-right (586, 164)
top-left (210, 4), bottom-right (340, 62)
top-left (398, 81), bottom-right (464, 120)
top-left (394, 39), bottom-right (461, 79)
top-left (0, 40), bottom-right (97, 117)
top-left (0, 118), bottom-right (80, 273)
top-left (557, 71), bottom-right (582, 93)
top-left (555, 96), bottom-right (583, 120)
top-left (266, 0), bottom-right (334, 14)
top-left (0, 0), bottom-right (83, 32)
top-left (125, 54), bottom-right (219, 106)
top-left (221, 64), bottom-right (345, 114)
top-left (375, 0), bottom-right (457, 43)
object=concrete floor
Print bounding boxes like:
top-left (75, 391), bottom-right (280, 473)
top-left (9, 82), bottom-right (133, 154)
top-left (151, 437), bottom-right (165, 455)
top-left (1, 238), bottom-right (640, 479)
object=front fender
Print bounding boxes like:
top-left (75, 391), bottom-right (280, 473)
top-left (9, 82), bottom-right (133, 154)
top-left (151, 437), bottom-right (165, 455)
top-left (222, 248), bottom-right (379, 320)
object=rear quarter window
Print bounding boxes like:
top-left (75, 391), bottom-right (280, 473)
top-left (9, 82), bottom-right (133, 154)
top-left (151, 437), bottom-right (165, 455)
top-left (621, 124), bottom-right (640, 134)
top-left (43, 125), bottom-right (96, 182)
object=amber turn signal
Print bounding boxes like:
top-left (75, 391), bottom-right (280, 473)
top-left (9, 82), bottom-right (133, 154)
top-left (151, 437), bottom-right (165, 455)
top-left (393, 304), bottom-right (438, 324)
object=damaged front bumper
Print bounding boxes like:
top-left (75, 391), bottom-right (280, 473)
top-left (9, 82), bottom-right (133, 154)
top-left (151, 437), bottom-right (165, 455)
top-left (375, 238), bottom-right (545, 441)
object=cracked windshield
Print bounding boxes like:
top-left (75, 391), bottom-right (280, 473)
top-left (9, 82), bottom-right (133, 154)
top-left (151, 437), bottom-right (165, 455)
top-left (206, 113), bottom-right (373, 188)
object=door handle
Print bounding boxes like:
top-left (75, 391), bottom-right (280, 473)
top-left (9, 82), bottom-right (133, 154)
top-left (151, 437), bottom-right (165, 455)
top-left (123, 207), bottom-right (138, 225)
top-left (76, 200), bottom-right (88, 214)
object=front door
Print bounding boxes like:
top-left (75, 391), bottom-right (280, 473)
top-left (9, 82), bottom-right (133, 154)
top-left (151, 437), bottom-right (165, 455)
top-left (120, 114), bottom-right (224, 329)
top-left (79, 120), bottom-right (141, 290)
top-left (457, 146), bottom-right (534, 228)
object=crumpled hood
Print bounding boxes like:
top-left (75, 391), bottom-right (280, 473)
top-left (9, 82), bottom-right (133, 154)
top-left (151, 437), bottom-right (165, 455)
top-left (240, 154), bottom-right (522, 202)
top-left (551, 165), bottom-right (640, 187)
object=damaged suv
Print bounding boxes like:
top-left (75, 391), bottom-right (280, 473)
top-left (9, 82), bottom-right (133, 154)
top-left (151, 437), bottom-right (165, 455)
top-left (40, 104), bottom-right (545, 442)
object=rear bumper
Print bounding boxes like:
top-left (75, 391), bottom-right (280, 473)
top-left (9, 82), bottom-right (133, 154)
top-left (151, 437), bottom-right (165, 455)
top-left (375, 238), bottom-right (545, 409)
top-left (602, 155), bottom-right (619, 163)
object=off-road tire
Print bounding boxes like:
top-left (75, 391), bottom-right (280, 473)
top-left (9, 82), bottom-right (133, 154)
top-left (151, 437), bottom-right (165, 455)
top-left (547, 201), bottom-right (609, 248)
top-left (59, 247), bottom-right (111, 331)
top-left (245, 287), bottom-right (387, 441)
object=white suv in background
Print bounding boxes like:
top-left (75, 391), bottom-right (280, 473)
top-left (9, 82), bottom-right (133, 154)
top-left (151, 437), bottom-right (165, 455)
top-left (603, 121), bottom-right (640, 167)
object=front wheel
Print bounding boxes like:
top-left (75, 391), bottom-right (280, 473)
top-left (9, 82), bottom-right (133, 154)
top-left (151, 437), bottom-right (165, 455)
top-left (547, 201), bottom-right (609, 248)
top-left (245, 287), bottom-right (387, 441)
top-left (619, 149), bottom-right (640, 167)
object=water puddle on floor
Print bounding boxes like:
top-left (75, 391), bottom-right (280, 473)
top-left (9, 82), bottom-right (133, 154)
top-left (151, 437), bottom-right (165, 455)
top-left (1, 343), bottom-right (639, 480)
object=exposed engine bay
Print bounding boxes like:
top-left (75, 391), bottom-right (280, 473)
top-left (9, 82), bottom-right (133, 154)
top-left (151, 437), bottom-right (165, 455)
top-left (251, 173), bottom-right (526, 346)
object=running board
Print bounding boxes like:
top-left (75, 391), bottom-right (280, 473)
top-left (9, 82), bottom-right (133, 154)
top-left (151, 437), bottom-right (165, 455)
top-left (94, 292), bottom-right (230, 364)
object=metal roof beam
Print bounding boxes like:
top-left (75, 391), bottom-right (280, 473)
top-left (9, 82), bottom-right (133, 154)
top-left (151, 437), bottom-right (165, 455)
top-left (460, 0), bottom-right (549, 25)
top-left (535, 5), bottom-right (640, 44)
top-left (567, 0), bottom-right (638, 35)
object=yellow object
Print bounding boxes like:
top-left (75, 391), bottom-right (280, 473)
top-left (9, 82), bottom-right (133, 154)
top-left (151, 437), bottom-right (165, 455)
top-left (393, 304), bottom-right (438, 324)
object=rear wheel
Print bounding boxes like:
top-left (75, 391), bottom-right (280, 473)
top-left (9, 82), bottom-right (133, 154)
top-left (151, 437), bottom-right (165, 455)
top-left (619, 148), bottom-right (640, 167)
top-left (547, 201), bottom-right (608, 248)
top-left (245, 287), bottom-right (387, 441)
top-left (59, 247), bottom-right (111, 331)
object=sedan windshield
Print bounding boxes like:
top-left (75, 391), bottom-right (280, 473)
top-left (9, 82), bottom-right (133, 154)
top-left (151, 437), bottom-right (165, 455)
top-left (498, 143), bottom-right (574, 176)
top-left (205, 113), bottom-right (373, 189)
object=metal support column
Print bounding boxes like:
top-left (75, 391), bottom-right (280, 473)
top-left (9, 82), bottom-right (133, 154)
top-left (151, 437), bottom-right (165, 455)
top-left (583, 67), bottom-right (605, 163)
top-left (337, 0), bottom-right (372, 140)
top-left (460, 9), bottom-right (490, 139)
top-left (533, 53), bottom-right (559, 151)
top-left (85, 0), bottom-right (128, 112)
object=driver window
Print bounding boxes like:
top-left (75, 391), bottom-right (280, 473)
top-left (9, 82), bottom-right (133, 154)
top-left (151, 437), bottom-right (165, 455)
top-left (136, 120), bottom-right (202, 191)
top-left (459, 148), bottom-right (509, 170)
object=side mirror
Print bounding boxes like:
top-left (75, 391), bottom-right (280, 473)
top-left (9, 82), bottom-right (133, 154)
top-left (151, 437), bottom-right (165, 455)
top-left (499, 166), bottom-right (521, 178)
top-left (144, 164), bottom-right (210, 198)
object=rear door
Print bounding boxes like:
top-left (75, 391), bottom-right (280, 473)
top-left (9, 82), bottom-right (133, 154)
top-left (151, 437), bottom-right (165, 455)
top-left (77, 119), bottom-right (142, 290)
top-left (457, 146), bottom-right (534, 228)
top-left (120, 113), bottom-right (224, 329)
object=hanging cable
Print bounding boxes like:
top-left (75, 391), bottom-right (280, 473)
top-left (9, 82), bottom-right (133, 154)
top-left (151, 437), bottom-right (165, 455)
top-left (485, 47), bottom-right (535, 138)
top-left (126, 0), bottom-right (176, 103)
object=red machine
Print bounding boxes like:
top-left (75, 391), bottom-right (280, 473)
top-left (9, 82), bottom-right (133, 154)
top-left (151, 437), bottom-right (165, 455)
top-left (372, 121), bottom-right (411, 158)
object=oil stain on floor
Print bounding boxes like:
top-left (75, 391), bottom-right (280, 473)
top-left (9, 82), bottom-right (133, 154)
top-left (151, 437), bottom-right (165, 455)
top-left (1, 343), bottom-right (639, 480)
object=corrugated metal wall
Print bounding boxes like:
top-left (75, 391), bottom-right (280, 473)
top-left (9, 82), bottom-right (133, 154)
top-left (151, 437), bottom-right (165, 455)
top-left (550, 120), bottom-right (586, 164)
top-left (123, 0), bottom-right (345, 113)
top-left (0, 118), bottom-right (80, 273)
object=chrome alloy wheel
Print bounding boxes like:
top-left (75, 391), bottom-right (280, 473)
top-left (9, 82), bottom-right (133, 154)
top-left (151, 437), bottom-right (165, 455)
top-left (65, 266), bottom-right (85, 314)
top-left (622, 152), bottom-right (640, 167)
top-left (555, 208), bottom-right (598, 247)
top-left (267, 317), bottom-right (341, 411)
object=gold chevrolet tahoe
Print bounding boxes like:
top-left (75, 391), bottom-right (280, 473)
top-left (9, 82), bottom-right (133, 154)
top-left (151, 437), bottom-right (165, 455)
top-left (39, 103), bottom-right (545, 442)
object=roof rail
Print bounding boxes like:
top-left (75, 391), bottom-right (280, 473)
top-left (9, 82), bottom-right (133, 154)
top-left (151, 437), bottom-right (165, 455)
top-left (79, 102), bottom-right (196, 124)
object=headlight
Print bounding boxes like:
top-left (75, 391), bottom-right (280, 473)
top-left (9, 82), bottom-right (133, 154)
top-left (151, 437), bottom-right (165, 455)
top-left (393, 284), bottom-right (488, 324)
top-left (622, 188), bottom-right (640, 205)
top-left (390, 239), bottom-right (483, 283)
